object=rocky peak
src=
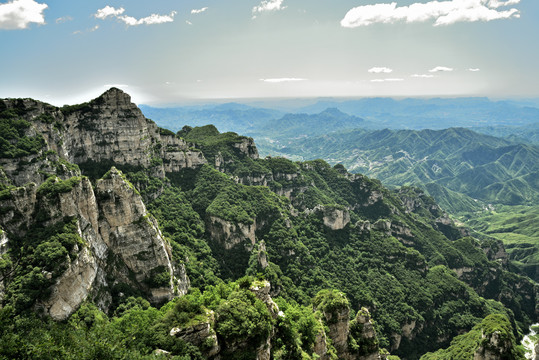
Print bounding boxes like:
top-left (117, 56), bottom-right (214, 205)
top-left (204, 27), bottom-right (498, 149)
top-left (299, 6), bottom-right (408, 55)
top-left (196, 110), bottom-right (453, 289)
top-left (233, 137), bottom-right (259, 160)
top-left (95, 87), bottom-right (135, 108)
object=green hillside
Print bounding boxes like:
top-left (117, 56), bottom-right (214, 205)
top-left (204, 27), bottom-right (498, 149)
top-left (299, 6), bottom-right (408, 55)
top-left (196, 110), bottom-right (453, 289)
top-left (265, 128), bottom-right (539, 207)
top-left (258, 127), bottom-right (539, 282)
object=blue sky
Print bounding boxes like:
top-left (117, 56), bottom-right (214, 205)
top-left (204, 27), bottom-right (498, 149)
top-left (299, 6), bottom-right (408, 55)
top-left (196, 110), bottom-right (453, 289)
top-left (0, 0), bottom-right (537, 105)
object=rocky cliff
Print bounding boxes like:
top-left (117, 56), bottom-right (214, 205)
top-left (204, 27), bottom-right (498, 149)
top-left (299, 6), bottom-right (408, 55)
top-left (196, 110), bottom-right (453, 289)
top-left (0, 88), bottom-right (206, 187)
top-left (0, 89), bottom-right (197, 319)
top-left (313, 290), bottom-right (383, 360)
top-left (0, 167), bottom-right (186, 320)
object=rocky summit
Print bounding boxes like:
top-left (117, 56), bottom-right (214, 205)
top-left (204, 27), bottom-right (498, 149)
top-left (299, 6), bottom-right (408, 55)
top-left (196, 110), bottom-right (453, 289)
top-left (0, 89), bottom-right (537, 359)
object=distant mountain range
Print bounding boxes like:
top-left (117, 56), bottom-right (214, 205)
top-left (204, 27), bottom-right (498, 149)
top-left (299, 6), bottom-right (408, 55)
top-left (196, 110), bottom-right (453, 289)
top-left (142, 98), bottom-right (539, 210)
top-left (270, 127), bottom-right (539, 207)
top-left (472, 123), bottom-right (539, 145)
top-left (141, 96), bottom-right (539, 133)
top-left (293, 97), bottom-right (539, 130)
top-left (140, 103), bottom-right (284, 135)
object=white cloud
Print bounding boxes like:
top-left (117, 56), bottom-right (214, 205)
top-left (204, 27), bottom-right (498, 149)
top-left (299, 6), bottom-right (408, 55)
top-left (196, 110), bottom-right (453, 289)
top-left (72, 24), bottom-right (100, 35)
top-left (429, 66), bottom-right (453, 72)
top-left (95, 6), bottom-right (124, 20)
top-left (95, 6), bottom-right (176, 26)
top-left (253, 0), bottom-right (287, 14)
top-left (370, 78), bottom-right (404, 82)
top-left (0, 0), bottom-right (47, 30)
top-left (468, 68), bottom-right (481, 71)
top-left (55, 16), bottom-right (72, 24)
top-left (368, 67), bottom-right (393, 73)
top-left (118, 12), bottom-right (176, 26)
top-left (411, 74), bottom-right (435, 78)
top-left (340, 0), bottom-right (521, 28)
top-left (191, 7), bottom-right (208, 14)
top-left (259, 78), bottom-right (307, 83)
top-left (186, 20), bottom-right (192, 25)
top-left (488, 0), bottom-right (520, 9)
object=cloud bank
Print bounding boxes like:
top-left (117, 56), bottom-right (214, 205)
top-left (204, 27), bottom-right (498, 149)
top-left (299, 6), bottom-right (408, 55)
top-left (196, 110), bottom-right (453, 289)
top-left (0, 0), bottom-right (47, 30)
top-left (429, 66), bottom-right (453, 72)
top-left (368, 67), bottom-right (393, 73)
top-left (253, 0), bottom-right (287, 15)
top-left (191, 7), bottom-right (208, 14)
top-left (95, 6), bottom-right (176, 26)
top-left (95, 5), bottom-right (124, 20)
top-left (259, 78), bottom-right (307, 83)
top-left (340, 0), bottom-right (521, 27)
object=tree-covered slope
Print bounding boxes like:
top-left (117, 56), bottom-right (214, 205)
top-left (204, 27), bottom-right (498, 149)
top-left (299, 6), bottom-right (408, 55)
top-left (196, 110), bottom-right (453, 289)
top-left (258, 126), bottom-right (539, 282)
top-left (266, 127), bottom-right (539, 206)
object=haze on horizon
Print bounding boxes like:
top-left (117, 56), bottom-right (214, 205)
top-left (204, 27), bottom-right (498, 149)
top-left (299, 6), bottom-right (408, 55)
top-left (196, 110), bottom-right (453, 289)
top-left (1, 0), bottom-right (538, 106)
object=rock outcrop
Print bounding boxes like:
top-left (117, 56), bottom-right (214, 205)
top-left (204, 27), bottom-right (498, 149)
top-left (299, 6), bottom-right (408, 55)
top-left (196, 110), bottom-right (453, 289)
top-left (0, 88), bottom-right (206, 188)
top-left (207, 216), bottom-right (257, 250)
top-left (95, 168), bottom-right (179, 303)
top-left (43, 169), bottom-right (185, 319)
top-left (314, 290), bottom-right (383, 360)
top-left (352, 308), bottom-right (382, 360)
top-left (305, 205), bottom-right (351, 230)
top-left (62, 88), bottom-right (199, 171)
top-left (473, 330), bottom-right (512, 360)
top-left (168, 280), bottom-right (281, 360)
top-left (170, 309), bottom-right (220, 357)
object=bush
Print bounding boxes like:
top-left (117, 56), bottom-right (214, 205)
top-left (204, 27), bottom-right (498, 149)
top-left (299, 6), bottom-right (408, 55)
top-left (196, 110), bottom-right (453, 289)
top-left (216, 290), bottom-right (272, 344)
top-left (37, 176), bottom-right (83, 198)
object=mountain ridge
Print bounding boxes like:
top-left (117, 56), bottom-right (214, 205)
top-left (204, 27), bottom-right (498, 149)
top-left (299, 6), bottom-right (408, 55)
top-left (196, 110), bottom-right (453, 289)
top-left (0, 88), bottom-right (536, 359)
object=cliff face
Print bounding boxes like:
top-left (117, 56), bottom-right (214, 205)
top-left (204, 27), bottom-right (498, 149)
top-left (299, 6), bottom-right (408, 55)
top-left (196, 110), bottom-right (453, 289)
top-left (0, 89), bottom-right (196, 319)
top-left (0, 88), bottom-right (206, 188)
top-left (314, 290), bottom-right (382, 360)
top-left (0, 168), bottom-right (185, 320)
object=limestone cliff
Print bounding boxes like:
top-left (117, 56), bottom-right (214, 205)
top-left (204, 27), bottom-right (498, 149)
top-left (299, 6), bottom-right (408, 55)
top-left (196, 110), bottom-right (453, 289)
top-left (0, 88), bottom-right (206, 188)
top-left (314, 290), bottom-right (384, 360)
top-left (474, 330), bottom-right (514, 360)
top-left (95, 168), bottom-right (180, 303)
top-left (0, 167), bottom-right (186, 319)
top-left (0, 88), bottom-right (203, 317)
top-left (207, 215), bottom-right (257, 251)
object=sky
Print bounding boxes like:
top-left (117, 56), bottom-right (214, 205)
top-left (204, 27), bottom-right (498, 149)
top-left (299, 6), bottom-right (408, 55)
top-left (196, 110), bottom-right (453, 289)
top-left (0, 0), bottom-right (538, 105)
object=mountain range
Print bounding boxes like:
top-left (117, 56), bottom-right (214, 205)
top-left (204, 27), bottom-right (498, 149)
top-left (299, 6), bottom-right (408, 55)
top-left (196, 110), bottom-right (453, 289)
top-left (0, 89), bottom-right (537, 359)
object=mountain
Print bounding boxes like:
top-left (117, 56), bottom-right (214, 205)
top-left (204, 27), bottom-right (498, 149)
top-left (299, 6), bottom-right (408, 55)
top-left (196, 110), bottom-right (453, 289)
top-left (0, 89), bottom-right (536, 359)
top-left (472, 123), bottom-right (539, 145)
top-left (264, 126), bottom-right (539, 282)
top-left (246, 108), bottom-right (379, 139)
top-left (295, 97), bottom-right (539, 130)
top-left (140, 103), bottom-right (284, 135)
top-left (273, 127), bottom-right (539, 206)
